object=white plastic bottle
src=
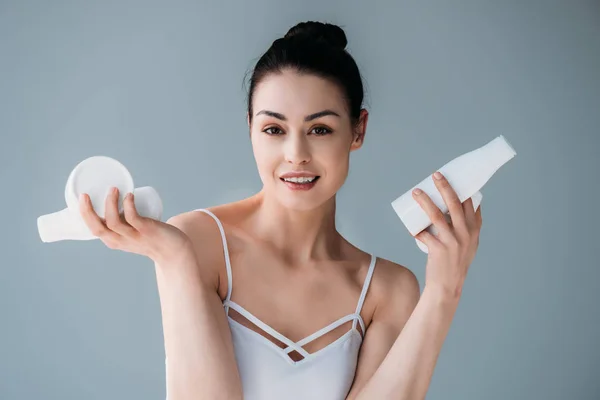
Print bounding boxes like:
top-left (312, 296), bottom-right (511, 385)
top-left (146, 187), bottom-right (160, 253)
top-left (37, 156), bottom-right (163, 243)
top-left (391, 135), bottom-right (517, 253)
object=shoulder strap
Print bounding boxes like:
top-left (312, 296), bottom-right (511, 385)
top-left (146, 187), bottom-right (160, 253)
top-left (194, 209), bottom-right (233, 308)
top-left (354, 253), bottom-right (377, 317)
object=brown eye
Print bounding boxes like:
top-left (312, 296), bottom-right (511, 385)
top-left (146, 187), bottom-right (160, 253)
top-left (263, 127), bottom-right (283, 136)
top-left (311, 126), bottom-right (332, 136)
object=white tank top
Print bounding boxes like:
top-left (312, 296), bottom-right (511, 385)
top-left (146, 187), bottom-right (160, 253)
top-left (166, 208), bottom-right (378, 400)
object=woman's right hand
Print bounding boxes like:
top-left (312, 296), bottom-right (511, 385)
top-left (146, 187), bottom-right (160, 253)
top-left (78, 187), bottom-right (194, 264)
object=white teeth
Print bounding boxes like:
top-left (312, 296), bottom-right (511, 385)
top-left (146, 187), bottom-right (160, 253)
top-left (283, 176), bottom-right (317, 183)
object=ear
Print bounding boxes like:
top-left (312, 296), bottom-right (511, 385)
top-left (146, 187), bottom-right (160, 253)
top-left (350, 109), bottom-right (369, 152)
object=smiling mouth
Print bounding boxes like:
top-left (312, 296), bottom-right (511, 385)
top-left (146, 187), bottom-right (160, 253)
top-left (280, 176), bottom-right (320, 184)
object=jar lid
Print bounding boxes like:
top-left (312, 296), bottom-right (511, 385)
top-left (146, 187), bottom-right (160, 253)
top-left (64, 156), bottom-right (134, 218)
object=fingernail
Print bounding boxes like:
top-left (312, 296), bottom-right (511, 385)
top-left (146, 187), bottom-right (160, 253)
top-left (434, 171), bottom-right (443, 180)
top-left (413, 188), bottom-right (422, 196)
top-left (112, 187), bottom-right (119, 194)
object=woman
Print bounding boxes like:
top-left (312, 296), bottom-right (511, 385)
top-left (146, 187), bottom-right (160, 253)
top-left (78, 21), bottom-right (482, 400)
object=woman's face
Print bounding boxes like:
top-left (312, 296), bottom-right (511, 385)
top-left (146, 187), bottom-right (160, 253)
top-left (249, 69), bottom-right (368, 211)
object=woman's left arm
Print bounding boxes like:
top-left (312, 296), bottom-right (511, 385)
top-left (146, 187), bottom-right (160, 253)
top-left (346, 172), bottom-right (483, 400)
top-left (346, 279), bottom-right (460, 400)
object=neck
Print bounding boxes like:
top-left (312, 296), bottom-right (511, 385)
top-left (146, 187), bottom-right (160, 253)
top-left (247, 189), bottom-right (342, 265)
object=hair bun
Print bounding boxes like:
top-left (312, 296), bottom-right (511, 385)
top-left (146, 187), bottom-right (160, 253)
top-left (284, 21), bottom-right (347, 50)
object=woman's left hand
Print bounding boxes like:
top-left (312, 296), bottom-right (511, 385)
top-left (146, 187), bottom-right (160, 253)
top-left (412, 171), bottom-right (483, 299)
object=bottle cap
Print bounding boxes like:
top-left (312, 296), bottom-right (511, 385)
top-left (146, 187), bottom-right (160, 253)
top-left (64, 156), bottom-right (134, 218)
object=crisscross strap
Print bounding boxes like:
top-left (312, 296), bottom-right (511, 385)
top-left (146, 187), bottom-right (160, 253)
top-left (225, 254), bottom-right (376, 355)
top-left (194, 209), bottom-right (233, 311)
top-left (352, 253), bottom-right (377, 331)
top-left (291, 313), bottom-right (361, 351)
top-left (224, 299), bottom-right (312, 358)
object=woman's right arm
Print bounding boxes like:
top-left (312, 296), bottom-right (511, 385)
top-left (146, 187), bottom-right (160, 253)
top-left (78, 189), bottom-right (242, 400)
top-left (157, 213), bottom-right (243, 400)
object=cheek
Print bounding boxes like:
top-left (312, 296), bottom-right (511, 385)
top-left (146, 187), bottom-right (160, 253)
top-left (251, 138), bottom-right (279, 179)
top-left (317, 143), bottom-right (351, 183)
top-left (332, 151), bottom-right (351, 180)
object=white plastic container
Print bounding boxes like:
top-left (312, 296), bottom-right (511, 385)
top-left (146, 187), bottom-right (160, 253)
top-left (391, 135), bottom-right (517, 253)
top-left (37, 156), bottom-right (163, 243)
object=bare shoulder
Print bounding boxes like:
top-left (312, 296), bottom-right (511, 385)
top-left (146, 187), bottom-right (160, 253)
top-left (371, 257), bottom-right (420, 301)
top-left (166, 204), bottom-right (235, 239)
top-left (165, 209), bottom-right (211, 237)
top-left (370, 256), bottom-right (421, 325)
top-left (165, 203), bottom-right (241, 297)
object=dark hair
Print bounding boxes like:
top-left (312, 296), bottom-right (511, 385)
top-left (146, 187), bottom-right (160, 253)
top-left (246, 21), bottom-right (365, 127)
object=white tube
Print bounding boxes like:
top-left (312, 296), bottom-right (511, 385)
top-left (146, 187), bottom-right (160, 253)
top-left (37, 186), bottom-right (163, 243)
top-left (391, 135), bottom-right (516, 251)
top-left (37, 207), bottom-right (96, 243)
top-left (133, 186), bottom-right (163, 222)
top-left (37, 156), bottom-right (163, 243)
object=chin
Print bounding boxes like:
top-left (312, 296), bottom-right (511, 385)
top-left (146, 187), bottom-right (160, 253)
top-left (273, 180), bottom-right (339, 211)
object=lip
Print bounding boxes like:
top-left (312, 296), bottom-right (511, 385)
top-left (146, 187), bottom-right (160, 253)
top-left (280, 176), bottom-right (320, 191)
top-left (279, 171), bottom-right (320, 179)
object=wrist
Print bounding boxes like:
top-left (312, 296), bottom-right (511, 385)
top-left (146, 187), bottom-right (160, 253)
top-left (424, 282), bottom-right (464, 305)
top-left (152, 240), bottom-right (196, 267)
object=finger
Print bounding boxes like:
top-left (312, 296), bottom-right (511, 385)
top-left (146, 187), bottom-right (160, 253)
top-left (432, 172), bottom-right (468, 233)
top-left (123, 192), bottom-right (148, 233)
top-left (415, 229), bottom-right (442, 252)
top-left (462, 197), bottom-right (477, 228)
top-left (412, 188), bottom-right (451, 236)
top-left (78, 193), bottom-right (121, 242)
top-left (475, 204), bottom-right (482, 228)
top-left (104, 187), bottom-right (138, 237)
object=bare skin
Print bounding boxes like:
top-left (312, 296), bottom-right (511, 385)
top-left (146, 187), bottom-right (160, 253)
top-left (78, 191), bottom-right (244, 400)
top-left (191, 195), bottom-right (381, 359)
top-left (77, 68), bottom-right (480, 399)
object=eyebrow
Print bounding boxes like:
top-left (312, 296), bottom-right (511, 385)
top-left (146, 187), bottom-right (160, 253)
top-left (255, 109), bottom-right (341, 122)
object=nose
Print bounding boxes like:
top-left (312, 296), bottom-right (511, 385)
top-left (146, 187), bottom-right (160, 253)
top-left (284, 133), bottom-right (311, 165)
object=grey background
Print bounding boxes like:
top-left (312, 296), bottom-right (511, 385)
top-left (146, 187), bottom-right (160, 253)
top-left (1, 0), bottom-right (598, 399)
